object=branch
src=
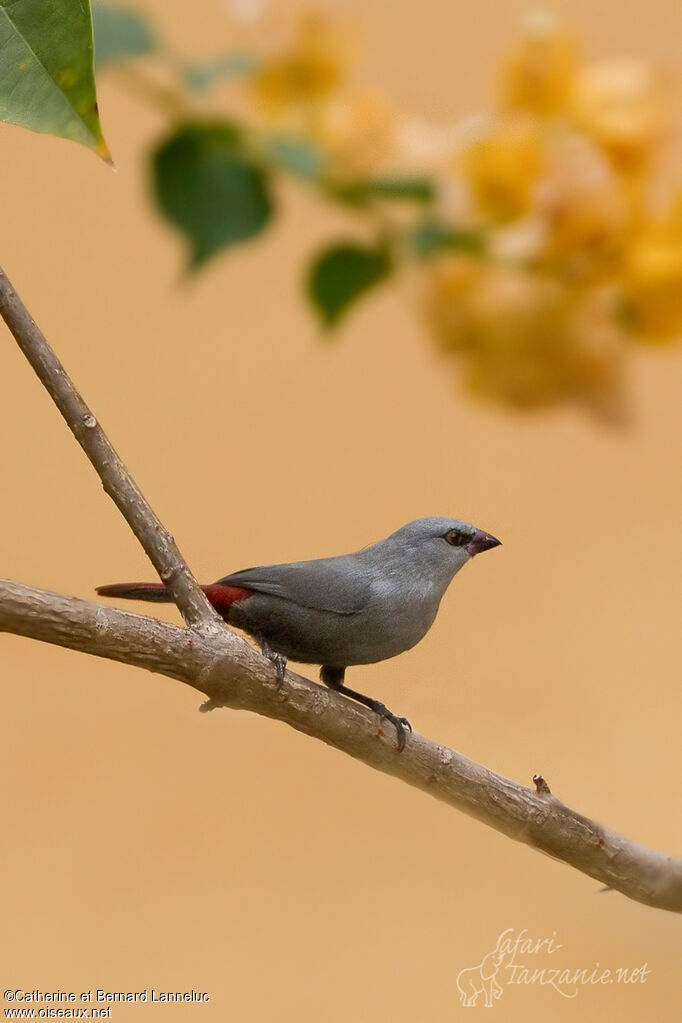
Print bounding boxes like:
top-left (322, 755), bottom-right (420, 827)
top-left (1, 260), bottom-right (680, 915)
top-left (2, 578), bottom-right (681, 914)
top-left (0, 266), bottom-right (218, 633)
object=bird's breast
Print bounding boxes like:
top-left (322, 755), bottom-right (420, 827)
top-left (359, 576), bottom-right (442, 656)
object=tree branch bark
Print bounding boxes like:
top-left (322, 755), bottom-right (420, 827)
top-left (1, 262), bottom-right (681, 915)
top-left (0, 266), bottom-right (219, 633)
top-left (2, 577), bottom-right (681, 914)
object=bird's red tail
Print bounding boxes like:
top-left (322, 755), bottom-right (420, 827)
top-left (96, 581), bottom-right (252, 618)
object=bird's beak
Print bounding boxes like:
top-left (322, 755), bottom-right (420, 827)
top-left (467, 529), bottom-right (502, 556)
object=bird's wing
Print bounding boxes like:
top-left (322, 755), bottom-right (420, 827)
top-left (216, 556), bottom-right (370, 615)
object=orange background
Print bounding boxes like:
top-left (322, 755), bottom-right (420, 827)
top-left (1, 1), bottom-right (680, 1020)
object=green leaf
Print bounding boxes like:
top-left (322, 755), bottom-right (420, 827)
top-left (335, 177), bottom-right (436, 205)
top-left (152, 122), bottom-right (274, 269)
top-left (92, 2), bottom-right (156, 69)
top-left (0, 0), bottom-right (109, 158)
top-left (182, 54), bottom-right (258, 93)
top-left (308, 243), bottom-right (391, 327)
top-left (410, 221), bottom-right (485, 258)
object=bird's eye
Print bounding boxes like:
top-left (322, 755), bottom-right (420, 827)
top-left (444, 529), bottom-right (467, 547)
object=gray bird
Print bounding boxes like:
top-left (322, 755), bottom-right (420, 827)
top-left (97, 517), bottom-right (501, 749)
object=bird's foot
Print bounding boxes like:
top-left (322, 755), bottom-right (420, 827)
top-left (260, 641), bottom-right (288, 684)
top-left (272, 653), bottom-right (287, 684)
top-left (367, 699), bottom-right (412, 752)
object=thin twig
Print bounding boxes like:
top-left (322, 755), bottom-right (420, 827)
top-left (1, 578), bottom-right (681, 914)
top-left (111, 64), bottom-right (191, 118)
top-left (0, 266), bottom-right (219, 633)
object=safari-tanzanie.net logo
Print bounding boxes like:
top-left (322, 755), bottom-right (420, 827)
top-left (455, 928), bottom-right (650, 1008)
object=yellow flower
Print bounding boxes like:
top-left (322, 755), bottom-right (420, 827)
top-left (462, 293), bottom-right (625, 418)
top-left (536, 132), bottom-right (629, 282)
top-left (317, 91), bottom-right (396, 177)
top-left (461, 116), bottom-right (542, 222)
top-left (252, 13), bottom-right (347, 108)
top-left (572, 60), bottom-right (667, 173)
top-left (500, 12), bottom-right (578, 116)
top-left (424, 258), bottom-right (625, 416)
top-left (458, 267), bottom-right (572, 408)
top-left (422, 254), bottom-right (488, 351)
top-left (624, 197), bottom-right (682, 342)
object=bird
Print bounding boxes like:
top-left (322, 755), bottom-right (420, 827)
top-left (96, 517), bottom-right (501, 750)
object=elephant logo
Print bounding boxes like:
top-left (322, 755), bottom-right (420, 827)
top-left (456, 941), bottom-right (506, 1008)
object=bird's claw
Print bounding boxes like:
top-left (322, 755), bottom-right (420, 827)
top-left (261, 642), bottom-right (288, 684)
top-left (391, 714), bottom-right (413, 753)
top-left (370, 700), bottom-right (412, 752)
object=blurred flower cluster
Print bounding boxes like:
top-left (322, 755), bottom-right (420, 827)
top-left (244, 11), bottom-right (397, 177)
top-left (97, 3), bottom-right (682, 420)
top-left (419, 15), bottom-right (682, 419)
top-left (243, 9), bottom-right (682, 418)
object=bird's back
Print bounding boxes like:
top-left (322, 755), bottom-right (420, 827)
top-left (218, 551), bottom-right (372, 615)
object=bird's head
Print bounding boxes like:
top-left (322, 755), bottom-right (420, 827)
top-left (384, 517), bottom-right (501, 586)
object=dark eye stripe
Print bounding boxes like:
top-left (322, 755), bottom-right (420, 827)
top-left (445, 529), bottom-right (467, 547)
